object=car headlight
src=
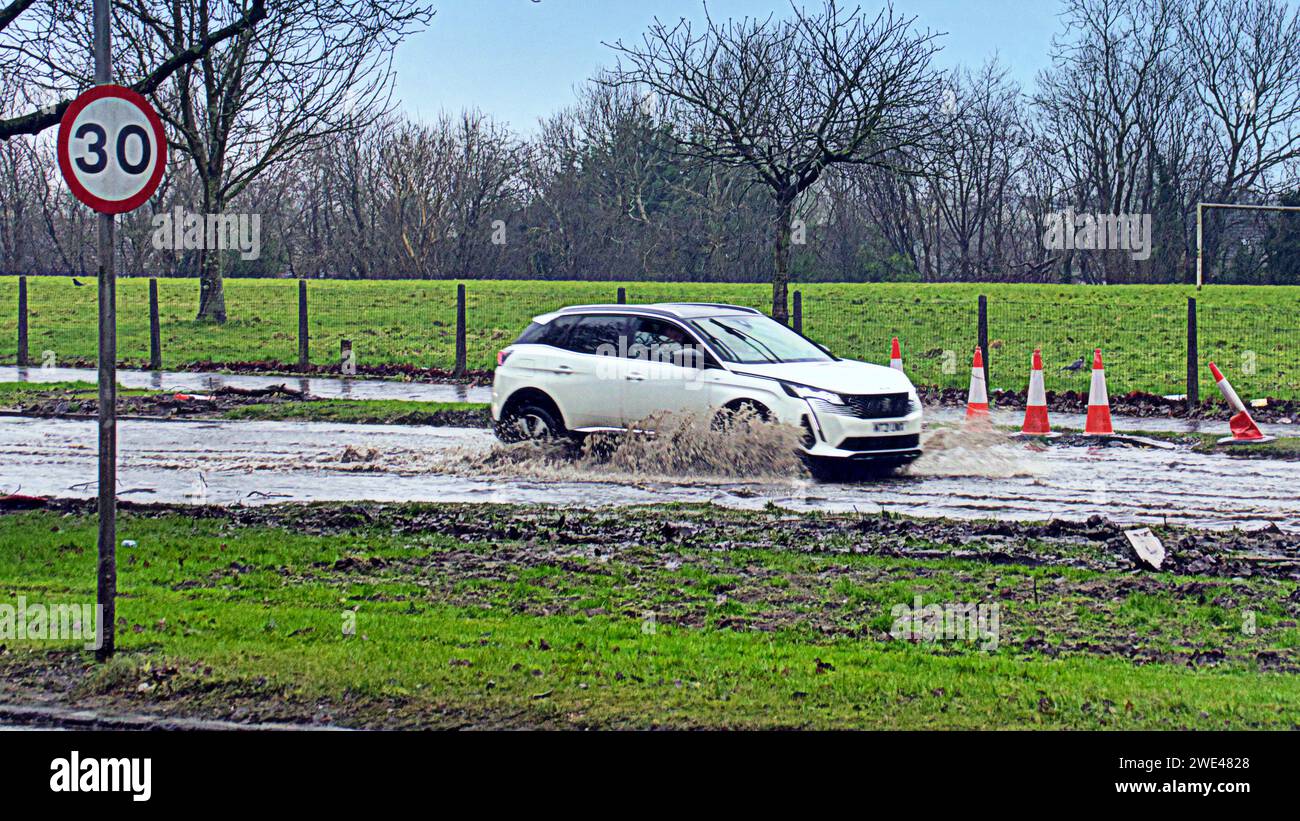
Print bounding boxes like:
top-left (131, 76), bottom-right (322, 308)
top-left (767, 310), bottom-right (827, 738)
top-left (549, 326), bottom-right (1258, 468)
top-left (781, 381), bottom-right (844, 404)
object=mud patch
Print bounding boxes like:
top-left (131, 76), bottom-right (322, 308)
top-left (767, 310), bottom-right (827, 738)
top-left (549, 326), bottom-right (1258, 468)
top-left (9, 384), bottom-right (311, 419)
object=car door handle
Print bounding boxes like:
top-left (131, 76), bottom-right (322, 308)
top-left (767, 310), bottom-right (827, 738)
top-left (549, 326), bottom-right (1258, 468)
top-left (625, 372), bottom-right (646, 381)
top-left (554, 365), bottom-right (573, 373)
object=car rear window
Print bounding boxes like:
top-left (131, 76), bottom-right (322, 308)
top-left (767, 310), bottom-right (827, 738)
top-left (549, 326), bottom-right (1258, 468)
top-left (515, 315), bottom-right (578, 347)
top-left (564, 315), bottom-right (627, 355)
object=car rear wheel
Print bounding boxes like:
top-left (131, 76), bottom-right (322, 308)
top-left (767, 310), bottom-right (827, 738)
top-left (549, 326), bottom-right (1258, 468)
top-left (496, 398), bottom-right (567, 443)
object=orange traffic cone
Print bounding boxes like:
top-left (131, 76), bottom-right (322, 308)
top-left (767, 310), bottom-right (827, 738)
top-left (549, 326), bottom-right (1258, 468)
top-left (1020, 348), bottom-right (1055, 435)
top-left (1208, 362), bottom-right (1273, 444)
top-left (1083, 349), bottom-right (1113, 435)
top-left (889, 337), bottom-right (903, 372)
top-left (966, 346), bottom-right (989, 421)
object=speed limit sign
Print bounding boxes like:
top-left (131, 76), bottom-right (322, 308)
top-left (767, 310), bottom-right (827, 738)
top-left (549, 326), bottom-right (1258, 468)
top-left (57, 84), bottom-right (166, 214)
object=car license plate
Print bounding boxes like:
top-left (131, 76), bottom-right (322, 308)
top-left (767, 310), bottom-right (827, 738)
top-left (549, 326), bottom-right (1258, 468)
top-left (874, 421), bottom-right (905, 432)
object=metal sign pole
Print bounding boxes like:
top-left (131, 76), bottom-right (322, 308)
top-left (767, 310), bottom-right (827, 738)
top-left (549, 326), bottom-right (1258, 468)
top-left (93, 0), bottom-right (117, 662)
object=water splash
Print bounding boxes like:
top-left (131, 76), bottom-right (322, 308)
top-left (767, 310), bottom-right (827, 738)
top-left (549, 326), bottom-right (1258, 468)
top-left (450, 410), bottom-right (809, 483)
top-left (905, 424), bottom-right (1040, 478)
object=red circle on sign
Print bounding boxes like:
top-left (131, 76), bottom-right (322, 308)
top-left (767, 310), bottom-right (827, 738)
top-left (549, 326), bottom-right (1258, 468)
top-left (57, 84), bottom-right (167, 215)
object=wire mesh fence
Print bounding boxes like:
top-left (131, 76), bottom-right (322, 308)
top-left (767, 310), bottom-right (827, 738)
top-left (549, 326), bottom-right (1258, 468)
top-left (984, 296), bottom-right (1188, 397)
top-left (3, 275), bottom-right (1299, 401)
top-left (803, 291), bottom-right (978, 390)
top-left (1200, 300), bottom-right (1300, 402)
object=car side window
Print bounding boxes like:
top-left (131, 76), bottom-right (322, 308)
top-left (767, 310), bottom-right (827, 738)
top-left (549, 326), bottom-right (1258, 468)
top-left (564, 315), bottom-right (627, 356)
top-left (627, 317), bottom-right (699, 362)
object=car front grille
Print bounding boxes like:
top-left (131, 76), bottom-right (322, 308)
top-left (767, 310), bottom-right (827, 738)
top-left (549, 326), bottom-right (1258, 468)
top-left (810, 392), bottom-right (914, 419)
top-left (837, 433), bottom-right (921, 452)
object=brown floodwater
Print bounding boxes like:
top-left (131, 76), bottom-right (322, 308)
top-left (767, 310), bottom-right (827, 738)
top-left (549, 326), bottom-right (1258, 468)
top-left (0, 414), bottom-right (1296, 532)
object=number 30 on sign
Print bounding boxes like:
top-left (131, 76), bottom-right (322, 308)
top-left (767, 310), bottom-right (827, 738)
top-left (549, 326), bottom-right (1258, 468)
top-left (57, 85), bottom-right (166, 214)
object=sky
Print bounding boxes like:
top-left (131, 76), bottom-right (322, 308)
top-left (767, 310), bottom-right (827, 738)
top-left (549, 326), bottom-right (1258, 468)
top-left (391, 0), bottom-right (1063, 132)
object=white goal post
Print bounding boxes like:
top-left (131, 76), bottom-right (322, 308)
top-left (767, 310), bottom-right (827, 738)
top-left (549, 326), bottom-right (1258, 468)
top-left (1196, 201), bottom-right (1300, 288)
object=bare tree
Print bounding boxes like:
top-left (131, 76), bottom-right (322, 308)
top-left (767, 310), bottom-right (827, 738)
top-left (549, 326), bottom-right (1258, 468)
top-left (0, 0), bottom-right (267, 140)
top-left (1032, 0), bottom-right (1191, 283)
top-left (1182, 0), bottom-right (1300, 199)
top-left (607, 0), bottom-right (947, 320)
top-left (932, 62), bottom-right (1032, 279)
top-left (130, 0), bottom-right (433, 320)
top-left (1179, 0), bottom-right (1300, 278)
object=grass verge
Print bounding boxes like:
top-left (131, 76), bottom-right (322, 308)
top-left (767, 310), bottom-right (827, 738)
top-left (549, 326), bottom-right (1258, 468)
top-left (0, 503), bottom-right (1296, 729)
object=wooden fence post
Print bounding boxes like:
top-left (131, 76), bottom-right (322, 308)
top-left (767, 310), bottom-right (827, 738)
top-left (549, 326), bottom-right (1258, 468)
top-left (792, 290), bottom-right (802, 335)
top-left (16, 275), bottom-right (28, 367)
top-left (453, 283), bottom-right (467, 377)
top-left (1187, 297), bottom-right (1198, 410)
top-left (148, 278), bottom-right (161, 370)
top-left (298, 279), bottom-right (309, 371)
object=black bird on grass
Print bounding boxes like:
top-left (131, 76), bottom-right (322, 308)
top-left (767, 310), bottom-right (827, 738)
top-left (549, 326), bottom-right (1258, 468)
top-left (71, 278), bottom-right (85, 286)
top-left (1060, 356), bottom-right (1086, 372)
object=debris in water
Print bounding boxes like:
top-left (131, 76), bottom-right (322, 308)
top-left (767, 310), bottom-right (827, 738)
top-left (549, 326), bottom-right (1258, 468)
top-left (338, 445), bottom-right (380, 463)
top-left (1124, 528), bottom-right (1165, 570)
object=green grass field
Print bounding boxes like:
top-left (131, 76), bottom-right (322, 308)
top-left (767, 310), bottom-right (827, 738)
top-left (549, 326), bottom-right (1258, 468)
top-left (1, 504), bottom-right (1297, 729)
top-left (3, 276), bottom-right (1298, 398)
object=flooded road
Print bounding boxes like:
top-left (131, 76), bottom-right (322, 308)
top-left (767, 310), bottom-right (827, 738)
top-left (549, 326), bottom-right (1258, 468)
top-left (1, 415), bottom-right (1296, 532)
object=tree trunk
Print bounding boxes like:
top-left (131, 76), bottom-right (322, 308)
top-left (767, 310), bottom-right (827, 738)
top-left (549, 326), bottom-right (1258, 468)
top-left (196, 248), bottom-right (227, 322)
top-left (771, 197), bottom-right (792, 324)
top-left (196, 182), bottom-right (227, 323)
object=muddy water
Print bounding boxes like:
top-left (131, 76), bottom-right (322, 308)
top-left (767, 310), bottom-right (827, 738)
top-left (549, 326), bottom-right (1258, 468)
top-left (1, 415), bottom-right (1296, 532)
top-left (0, 366), bottom-right (490, 403)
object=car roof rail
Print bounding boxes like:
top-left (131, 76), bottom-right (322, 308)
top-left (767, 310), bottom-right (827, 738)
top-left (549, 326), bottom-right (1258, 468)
top-left (550, 304), bottom-right (676, 319)
top-left (656, 302), bottom-right (763, 314)
top-left (547, 302), bottom-right (762, 319)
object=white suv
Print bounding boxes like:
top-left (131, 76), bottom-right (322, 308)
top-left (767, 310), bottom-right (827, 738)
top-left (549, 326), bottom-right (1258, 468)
top-left (491, 303), bottom-right (923, 473)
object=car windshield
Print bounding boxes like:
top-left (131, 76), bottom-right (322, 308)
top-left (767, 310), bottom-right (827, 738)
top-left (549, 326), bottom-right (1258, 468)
top-left (688, 315), bottom-right (833, 364)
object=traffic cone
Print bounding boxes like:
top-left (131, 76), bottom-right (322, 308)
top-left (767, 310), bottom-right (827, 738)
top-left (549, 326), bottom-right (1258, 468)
top-left (966, 346), bottom-right (989, 421)
top-left (1208, 362), bottom-right (1273, 444)
top-left (1083, 349), bottom-right (1113, 435)
top-left (1020, 348), bottom-right (1055, 436)
top-left (889, 337), bottom-right (903, 372)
